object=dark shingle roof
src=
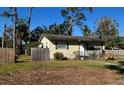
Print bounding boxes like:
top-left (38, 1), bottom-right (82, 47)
top-left (39, 34), bottom-right (104, 43)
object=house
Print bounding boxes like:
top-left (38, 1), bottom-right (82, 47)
top-left (38, 34), bottom-right (105, 60)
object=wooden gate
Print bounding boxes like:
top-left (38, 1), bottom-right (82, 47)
top-left (31, 48), bottom-right (50, 62)
top-left (0, 48), bottom-right (15, 64)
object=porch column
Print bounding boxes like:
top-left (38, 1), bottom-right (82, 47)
top-left (100, 45), bottom-right (105, 50)
top-left (102, 46), bottom-right (105, 50)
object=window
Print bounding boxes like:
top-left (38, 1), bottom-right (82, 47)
top-left (67, 42), bottom-right (69, 49)
top-left (55, 42), bottom-right (68, 49)
top-left (57, 44), bottom-right (67, 49)
top-left (85, 43), bottom-right (100, 50)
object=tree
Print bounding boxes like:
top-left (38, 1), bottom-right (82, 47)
top-left (30, 23), bottom-right (66, 42)
top-left (81, 25), bottom-right (91, 36)
top-left (114, 36), bottom-right (124, 49)
top-left (45, 23), bottom-right (66, 35)
top-left (4, 27), bottom-right (13, 48)
top-left (95, 16), bottom-right (119, 49)
top-left (25, 41), bottom-right (41, 55)
top-left (31, 26), bottom-right (45, 41)
top-left (0, 9), bottom-right (12, 48)
top-left (16, 18), bottom-right (28, 54)
top-left (3, 18), bottom-right (29, 54)
top-left (61, 7), bottom-right (92, 35)
top-left (27, 7), bottom-right (32, 40)
top-left (24, 7), bottom-right (33, 55)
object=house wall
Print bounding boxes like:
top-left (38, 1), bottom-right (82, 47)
top-left (38, 37), bottom-right (80, 60)
top-left (39, 37), bottom-right (105, 60)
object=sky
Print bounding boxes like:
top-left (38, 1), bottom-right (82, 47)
top-left (0, 7), bottom-right (124, 36)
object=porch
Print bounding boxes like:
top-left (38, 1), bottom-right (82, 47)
top-left (79, 42), bottom-right (105, 59)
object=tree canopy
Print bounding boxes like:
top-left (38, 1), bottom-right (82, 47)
top-left (95, 16), bottom-right (119, 49)
top-left (81, 25), bottom-right (91, 36)
top-left (61, 7), bottom-right (92, 35)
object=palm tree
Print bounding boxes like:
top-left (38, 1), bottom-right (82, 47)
top-left (0, 9), bottom-right (12, 48)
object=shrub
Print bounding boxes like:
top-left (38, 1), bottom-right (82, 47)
top-left (100, 50), bottom-right (105, 57)
top-left (73, 51), bottom-right (80, 60)
top-left (92, 52), bottom-right (98, 59)
top-left (87, 52), bottom-right (98, 60)
top-left (54, 52), bottom-right (64, 60)
top-left (62, 57), bottom-right (68, 60)
top-left (106, 55), bottom-right (115, 60)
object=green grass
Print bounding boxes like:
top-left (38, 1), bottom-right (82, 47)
top-left (0, 61), bottom-right (105, 74)
top-left (1, 55), bottom-right (124, 75)
top-left (16, 55), bottom-right (31, 62)
top-left (0, 55), bottom-right (106, 74)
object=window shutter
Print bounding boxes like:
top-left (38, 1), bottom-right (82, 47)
top-left (67, 42), bottom-right (69, 49)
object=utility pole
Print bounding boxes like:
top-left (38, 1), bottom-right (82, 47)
top-left (13, 7), bottom-right (17, 61)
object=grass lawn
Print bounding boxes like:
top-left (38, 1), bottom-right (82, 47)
top-left (0, 55), bottom-right (124, 84)
top-left (0, 55), bottom-right (105, 74)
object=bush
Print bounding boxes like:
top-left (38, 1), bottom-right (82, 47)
top-left (86, 52), bottom-right (98, 60)
top-left (54, 52), bottom-right (64, 60)
top-left (62, 57), bottom-right (68, 60)
top-left (100, 50), bottom-right (105, 57)
top-left (92, 52), bottom-right (98, 59)
top-left (73, 51), bottom-right (80, 60)
top-left (106, 55), bottom-right (115, 60)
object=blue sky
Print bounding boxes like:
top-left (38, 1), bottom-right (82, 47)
top-left (0, 7), bottom-right (124, 36)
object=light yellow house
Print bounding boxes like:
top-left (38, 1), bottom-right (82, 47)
top-left (38, 34), bottom-right (105, 60)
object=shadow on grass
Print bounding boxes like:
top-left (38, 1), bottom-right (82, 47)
top-left (15, 60), bottom-right (28, 63)
top-left (118, 61), bottom-right (124, 65)
top-left (15, 55), bottom-right (31, 63)
top-left (105, 61), bottom-right (124, 74)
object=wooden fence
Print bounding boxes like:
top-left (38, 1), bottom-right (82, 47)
top-left (105, 50), bottom-right (124, 55)
top-left (0, 48), bottom-right (15, 64)
top-left (31, 48), bottom-right (50, 62)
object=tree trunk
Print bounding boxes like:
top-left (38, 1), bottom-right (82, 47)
top-left (27, 7), bottom-right (32, 39)
top-left (13, 7), bottom-right (17, 62)
top-left (2, 16), bottom-right (6, 48)
top-left (25, 7), bottom-right (32, 55)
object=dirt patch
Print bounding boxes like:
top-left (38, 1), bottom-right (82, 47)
top-left (0, 66), bottom-right (123, 85)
